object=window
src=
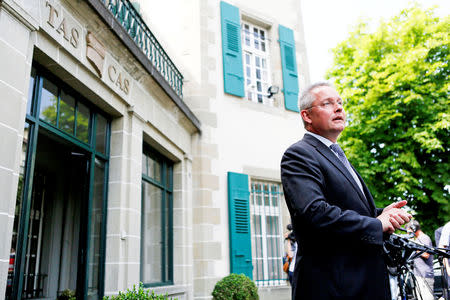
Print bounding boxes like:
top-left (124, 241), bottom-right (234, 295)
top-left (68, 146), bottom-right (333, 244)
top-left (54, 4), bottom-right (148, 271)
top-left (38, 74), bottom-right (96, 145)
top-left (141, 147), bottom-right (173, 286)
top-left (242, 22), bottom-right (272, 105)
top-left (250, 180), bottom-right (285, 286)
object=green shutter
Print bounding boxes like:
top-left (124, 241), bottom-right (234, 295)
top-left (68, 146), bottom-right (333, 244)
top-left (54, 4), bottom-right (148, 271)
top-left (220, 1), bottom-right (245, 97)
top-left (279, 25), bottom-right (299, 112)
top-left (227, 172), bottom-right (252, 278)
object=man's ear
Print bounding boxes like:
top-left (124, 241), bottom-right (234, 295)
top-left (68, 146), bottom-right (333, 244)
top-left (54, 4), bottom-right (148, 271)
top-left (300, 110), bottom-right (312, 125)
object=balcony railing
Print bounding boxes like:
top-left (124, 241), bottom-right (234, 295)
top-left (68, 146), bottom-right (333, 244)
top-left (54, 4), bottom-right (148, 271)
top-left (101, 0), bottom-right (183, 98)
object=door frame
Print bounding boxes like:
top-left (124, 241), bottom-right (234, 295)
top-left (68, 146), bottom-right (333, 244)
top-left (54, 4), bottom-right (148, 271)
top-left (10, 63), bottom-right (110, 300)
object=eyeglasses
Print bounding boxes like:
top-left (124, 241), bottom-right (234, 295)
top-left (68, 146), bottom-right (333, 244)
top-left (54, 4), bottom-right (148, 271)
top-left (306, 99), bottom-right (344, 111)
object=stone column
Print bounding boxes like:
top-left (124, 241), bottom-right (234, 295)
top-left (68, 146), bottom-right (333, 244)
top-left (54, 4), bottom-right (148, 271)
top-left (0, 1), bottom-right (38, 297)
top-left (190, 0), bottom-right (222, 298)
top-left (104, 112), bottom-right (143, 295)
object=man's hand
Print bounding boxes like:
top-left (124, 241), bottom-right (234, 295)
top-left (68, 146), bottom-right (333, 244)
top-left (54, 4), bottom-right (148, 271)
top-left (377, 201), bottom-right (412, 233)
top-left (377, 212), bottom-right (395, 233)
top-left (383, 200), bottom-right (407, 213)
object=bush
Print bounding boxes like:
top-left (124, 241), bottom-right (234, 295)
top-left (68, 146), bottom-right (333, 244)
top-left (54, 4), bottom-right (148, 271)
top-left (57, 289), bottom-right (76, 300)
top-left (212, 273), bottom-right (258, 300)
top-left (103, 283), bottom-right (174, 300)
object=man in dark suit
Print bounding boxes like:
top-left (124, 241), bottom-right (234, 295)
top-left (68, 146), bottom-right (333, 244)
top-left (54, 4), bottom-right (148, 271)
top-left (281, 82), bottom-right (412, 300)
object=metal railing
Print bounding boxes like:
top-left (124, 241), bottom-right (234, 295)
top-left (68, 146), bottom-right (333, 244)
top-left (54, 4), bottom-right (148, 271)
top-left (101, 0), bottom-right (183, 98)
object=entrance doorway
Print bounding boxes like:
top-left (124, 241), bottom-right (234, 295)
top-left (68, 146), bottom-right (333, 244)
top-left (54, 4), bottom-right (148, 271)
top-left (6, 64), bottom-right (110, 300)
top-left (12, 132), bottom-right (89, 299)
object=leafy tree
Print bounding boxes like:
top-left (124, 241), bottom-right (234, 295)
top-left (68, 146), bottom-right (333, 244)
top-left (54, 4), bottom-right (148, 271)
top-left (327, 5), bottom-right (449, 234)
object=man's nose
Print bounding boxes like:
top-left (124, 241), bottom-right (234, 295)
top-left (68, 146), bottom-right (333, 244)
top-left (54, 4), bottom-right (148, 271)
top-left (335, 105), bottom-right (343, 112)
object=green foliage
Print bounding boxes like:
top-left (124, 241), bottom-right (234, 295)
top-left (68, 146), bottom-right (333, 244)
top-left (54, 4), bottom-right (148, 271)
top-left (57, 289), bottom-right (76, 300)
top-left (327, 3), bottom-right (449, 235)
top-left (212, 273), bottom-right (258, 300)
top-left (103, 283), bottom-right (173, 300)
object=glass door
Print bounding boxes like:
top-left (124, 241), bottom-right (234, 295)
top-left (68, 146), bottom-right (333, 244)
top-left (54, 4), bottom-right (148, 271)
top-left (6, 64), bottom-right (110, 300)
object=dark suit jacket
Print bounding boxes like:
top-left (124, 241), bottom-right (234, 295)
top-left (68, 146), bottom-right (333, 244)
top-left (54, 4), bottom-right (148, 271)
top-left (281, 134), bottom-right (390, 300)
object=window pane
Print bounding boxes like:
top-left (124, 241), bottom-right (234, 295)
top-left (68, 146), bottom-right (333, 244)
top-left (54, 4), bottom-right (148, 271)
top-left (154, 159), bottom-right (161, 182)
top-left (256, 81), bottom-right (262, 92)
top-left (253, 214), bottom-right (262, 236)
top-left (267, 257), bottom-right (280, 280)
top-left (255, 259), bottom-right (264, 280)
top-left (272, 185), bottom-right (278, 194)
top-left (166, 165), bottom-right (172, 188)
top-left (164, 192), bottom-right (170, 277)
top-left (40, 77), bottom-right (58, 125)
top-left (256, 184), bottom-right (262, 205)
top-left (145, 155), bottom-right (160, 181)
top-left (6, 122), bottom-right (30, 299)
top-left (59, 90), bottom-right (75, 135)
top-left (253, 28), bottom-right (258, 38)
top-left (260, 30), bottom-right (266, 52)
top-left (88, 159), bottom-right (106, 299)
top-left (95, 114), bottom-right (107, 154)
top-left (264, 184), bottom-right (270, 205)
top-left (147, 155), bottom-right (154, 178)
top-left (24, 175), bottom-right (45, 298)
top-left (245, 36), bottom-right (250, 46)
top-left (255, 57), bottom-right (260, 67)
top-left (142, 181), bottom-right (163, 283)
top-left (76, 102), bottom-right (90, 143)
top-left (27, 68), bottom-right (36, 115)
top-left (253, 28), bottom-right (259, 49)
top-left (255, 239), bottom-right (263, 258)
top-left (245, 53), bottom-right (250, 64)
top-left (271, 185), bottom-right (279, 206)
top-left (142, 154), bottom-right (147, 175)
top-left (256, 69), bottom-right (261, 80)
top-left (266, 216), bottom-right (279, 235)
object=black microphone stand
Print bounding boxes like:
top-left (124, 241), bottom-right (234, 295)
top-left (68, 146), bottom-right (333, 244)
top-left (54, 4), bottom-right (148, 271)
top-left (384, 232), bottom-right (450, 300)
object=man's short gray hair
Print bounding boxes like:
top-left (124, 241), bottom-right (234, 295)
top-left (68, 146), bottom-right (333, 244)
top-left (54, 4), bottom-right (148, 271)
top-left (298, 82), bottom-right (334, 111)
top-left (298, 82), bottom-right (334, 126)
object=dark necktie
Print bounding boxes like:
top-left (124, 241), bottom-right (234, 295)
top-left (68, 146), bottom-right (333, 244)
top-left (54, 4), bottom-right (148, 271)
top-left (329, 143), bottom-right (364, 194)
top-left (329, 144), bottom-right (351, 170)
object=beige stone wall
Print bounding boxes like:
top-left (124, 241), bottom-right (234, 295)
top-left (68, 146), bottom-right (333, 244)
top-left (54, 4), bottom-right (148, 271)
top-left (0, 1), bottom-right (38, 297)
top-left (104, 115), bottom-right (143, 293)
top-left (136, 0), bottom-right (309, 299)
top-left (1, 0), bottom-right (308, 299)
top-left (0, 0), bottom-right (197, 298)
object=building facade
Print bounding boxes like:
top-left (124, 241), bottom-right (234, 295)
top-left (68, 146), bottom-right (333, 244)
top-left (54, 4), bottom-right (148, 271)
top-left (0, 0), bottom-right (309, 299)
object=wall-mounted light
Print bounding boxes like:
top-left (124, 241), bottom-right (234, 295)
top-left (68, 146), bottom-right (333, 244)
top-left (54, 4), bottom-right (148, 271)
top-left (267, 85), bottom-right (280, 98)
